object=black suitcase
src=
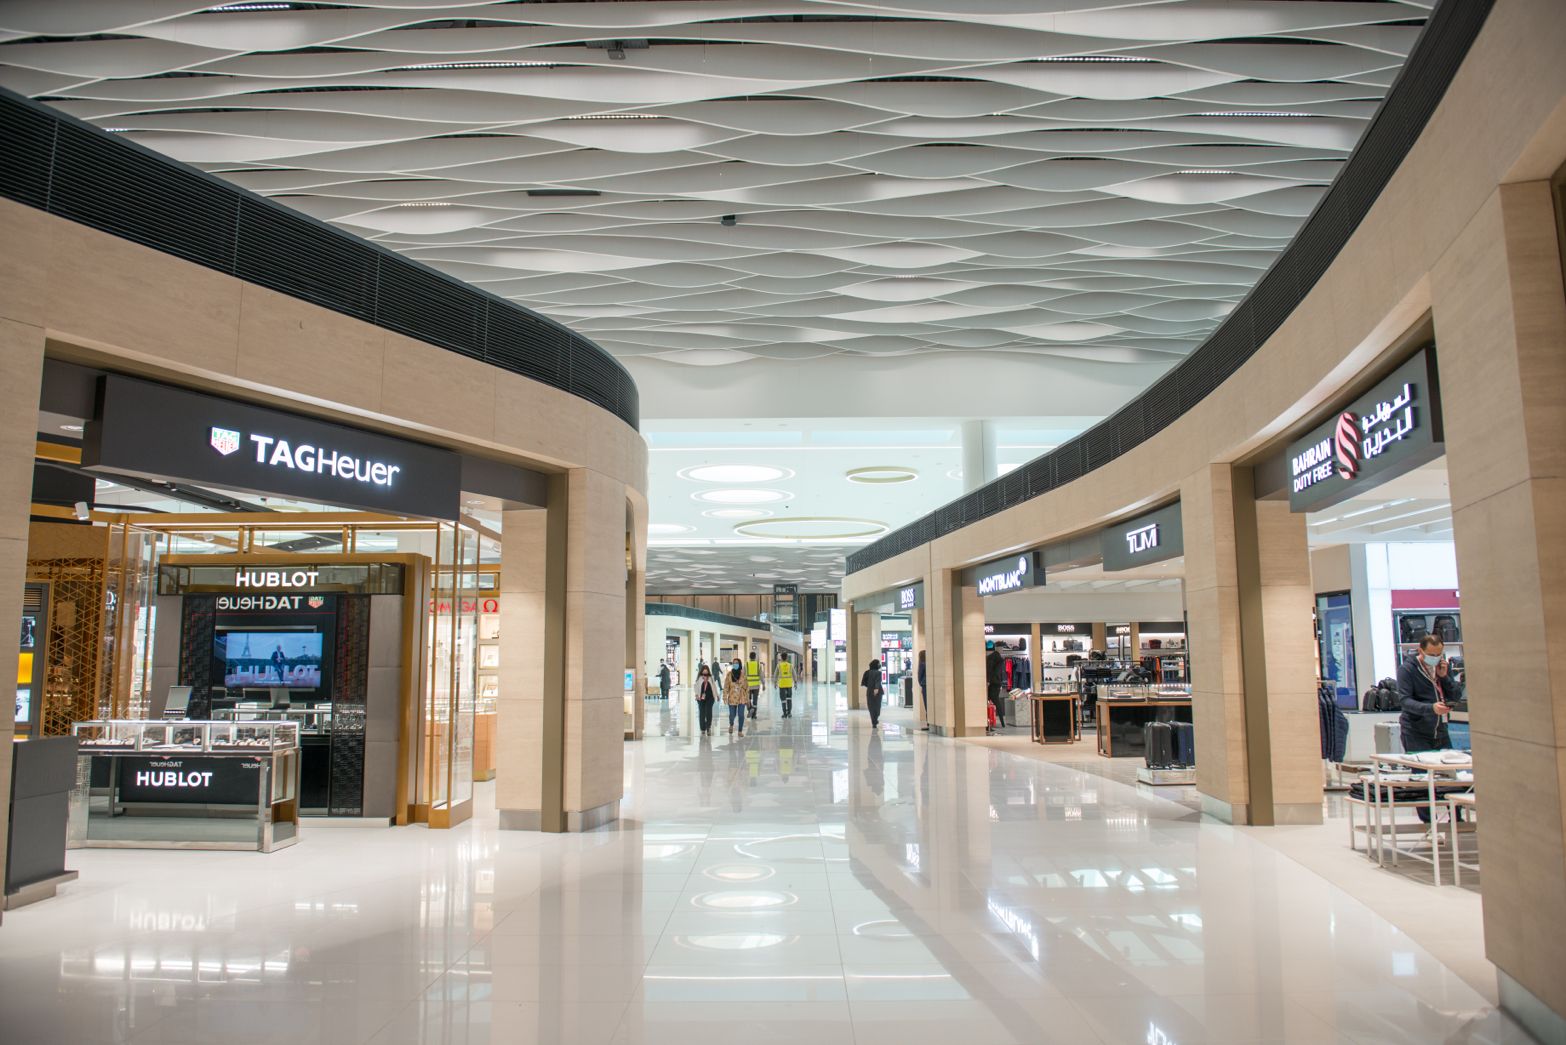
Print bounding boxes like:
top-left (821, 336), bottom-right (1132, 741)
top-left (1144, 721), bottom-right (1174, 768)
top-left (1171, 722), bottom-right (1195, 766)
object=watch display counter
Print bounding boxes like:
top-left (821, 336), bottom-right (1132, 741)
top-left (1030, 683), bottom-right (1082, 745)
top-left (69, 720), bottom-right (300, 852)
top-left (1095, 686), bottom-right (1193, 758)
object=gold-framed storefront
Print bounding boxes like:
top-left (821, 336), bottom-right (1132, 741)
top-left (25, 509), bottom-right (498, 829)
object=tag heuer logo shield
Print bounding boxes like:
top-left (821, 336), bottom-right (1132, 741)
top-left (210, 427), bottom-right (241, 456)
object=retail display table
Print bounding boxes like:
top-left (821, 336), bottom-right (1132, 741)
top-left (1358, 752), bottom-right (1473, 885)
top-left (1030, 689), bottom-right (1081, 744)
top-left (69, 720), bottom-right (300, 853)
top-left (1095, 687), bottom-right (1193, 758)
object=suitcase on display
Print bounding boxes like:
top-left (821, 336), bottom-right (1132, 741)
top-left (1171, 721), bottom-right (1195, 766)
top-left (1374, 721), bottom-right (1404, 754)
top-left (1144, 722), bottom-right (1174, 768)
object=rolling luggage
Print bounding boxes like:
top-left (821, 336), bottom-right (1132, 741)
top-left (1144, 721), bottom-right (1174, 768)
top-left (1171, 721), bottom-right (1195, 766)
top-left (986, 701), bottom-right (998, 729)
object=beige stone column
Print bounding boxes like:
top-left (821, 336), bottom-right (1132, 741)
top-left (1182, 464), bottom-right (1322, 826)
top-left (498, 469), bottom-right (628, 833)
top-left (0, 320), bottom-right (45, 926)
top-left (850, 610), bottom-right (881, 710)
top-left (1432, 180), bottom-right (1566, 1033)
top-left (1028, 623), bottom-right (1042, 695)
top-left (1091, 621), bottom-right (1107, 655)
top-left (911, 606), bottom-right (926, 724)
top-left (626, 494), bottom-right (647, 742)
top-left (929, 570), bottom-right (987, 738)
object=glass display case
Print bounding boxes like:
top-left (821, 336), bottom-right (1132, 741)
top-left (69, 719), bottom-right (300, 852)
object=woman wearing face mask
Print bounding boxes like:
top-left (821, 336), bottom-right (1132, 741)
top-left (723, 659), bottom-right (749, 737)
top-left (1397, 633), bottom-right (1460, 754)
top-left (695, 665), bottom-right (718, 737)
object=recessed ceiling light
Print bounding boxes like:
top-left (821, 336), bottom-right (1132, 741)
top-left (680, 464), bottom-right (792, 484)
top-left (846, 466), bottom-right (917, 484)
top-left (396, 201), bottom-right (452, 208)
top-left (748, 555), bottom-right (778, 563)
top-left (648, 523), bottom-right (694, 535)
top-left (1198, 111), bottom-right (1314, 118)
top-left (1176, 169), bottom-right (1240, 175)
top-left (693, 489), bottom-right (790, 505)
top-left (58, 423), bottom-right (85, 433)
top-left (702, 508), bottom-right (771, 520)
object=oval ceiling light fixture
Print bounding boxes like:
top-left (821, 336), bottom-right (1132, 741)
top-left (680, 464), bottom-right (793, 484)
top-left (648, 523), bottom-right (694, 535)
top-left (694, 489), bottom-right (790, 504)
top-left (846, 466), bottom-right (918, 484)
top-left (703, 508), bottom-right (772, 520)
top-left (734, 517), bottom-right (889, 541)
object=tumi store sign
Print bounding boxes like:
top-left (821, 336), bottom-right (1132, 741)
top-left (84, 374), bottom-right (461, 519)
top-left (1102, 502), bottom-right (1184, 572)
top-left (1286, 348), bottom-right (1444, 513)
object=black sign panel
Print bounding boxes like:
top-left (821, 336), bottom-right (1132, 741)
top-left (772, 583), bottom-right (799, 628)
top-left (1286, 348), bottom-right (1443, 512)
top-left (84, 375), bottom-right (461, 519)
top-left (115, 754), bottom-right (266, 805)
top-left (895, 583), bottom-right (923, 612)
top-left (966, 552), bottom-right (1043, 596)
top-left (1102, 503), bottom-right (1184, 572)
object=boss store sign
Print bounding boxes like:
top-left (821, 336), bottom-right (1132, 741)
top-left (896, 584), bottom-right (923, 611)
top-left (83, 374), bottom-right (461, 519)
top-left (967, 552), bottom-right (1043, 597)
top-left (1102, 502), bottom-right (1184, 572)
top-left (1286, 348), bottom-right (1444, 513)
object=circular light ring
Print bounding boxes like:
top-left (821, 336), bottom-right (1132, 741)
top-left (693, 489), bottom-right (791, 504)
top-left (846, 466), bottom-right (919, 484)
top-left (733, 517), bottom-right (890, 541)
top-left (702, 508), bottom-right (773, 520)
top-left (679, 464), bottom-right (794, 484)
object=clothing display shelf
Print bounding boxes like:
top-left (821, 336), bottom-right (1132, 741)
top-left (73, 719), bottom-right (299, 753)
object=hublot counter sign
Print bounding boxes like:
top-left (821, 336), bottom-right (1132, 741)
top-left (84, 374), bottom-right (461, 519)
top-left (967, 552), bottom-right (1043, 597)
top-left (159, 562), bottom-right (406, 597)
top-left (116, 755), bottom-right (266, 805)
top-left (1286, 348), bottom-right (1443, 513)
top-left (1102, 502), bottom-right (1184, 572)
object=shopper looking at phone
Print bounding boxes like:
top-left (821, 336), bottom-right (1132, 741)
top-left (1397, 633), bottom-right (1458, 753)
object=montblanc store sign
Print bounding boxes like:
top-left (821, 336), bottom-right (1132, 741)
top-left (969, 552), bottom-right (1043, 597)
top-left (83, 374), bottom-right (461, 519)
top-left (1287, 348), bottom-right (1443, 513)
top-left (1102, 502), bottom-right (1184, 572)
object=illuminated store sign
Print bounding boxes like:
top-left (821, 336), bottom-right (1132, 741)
top-left (84, 374), bottom-right (460, 519)
top-left (117, 755), bottom-right (264, 805)
top-left (969, 553), bottom-right (1042, 596)
top-left (216, 594), bottom-right (316, 611)
top-left (236, 569), bottom-right (320, 590)
top-left (897, 584), bottom-right (923, 611)
top-left (1102, 503), bottom-right (1183, 572)
top-left (1286, 348), bottom-right (1443, 512)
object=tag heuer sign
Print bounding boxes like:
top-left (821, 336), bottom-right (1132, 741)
top-left (83, 375), bottom-right (461, 519)
top-left (210, 427), bottom-right (241, 456)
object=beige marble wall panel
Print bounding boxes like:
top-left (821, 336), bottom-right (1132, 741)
top-left (498, 508), bottom-right (549, 814)
top-left (957, 584), bottom-right (987, 736)
top-left (380, 333), bottom-right (497, 444)
top-left (565, 469), bottom-right (631, 601)
top-left (236, 285), bottom-right (385, 415)
top-left (1253, 499), bottom-right (1325, 812)
top-left (43, 216), bottom-right (244, 376)
top-left (0, 201), bottom-right (48, 329)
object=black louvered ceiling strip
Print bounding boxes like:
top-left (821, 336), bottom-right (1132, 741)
top-left (0, 87), bottom-right (638, 431)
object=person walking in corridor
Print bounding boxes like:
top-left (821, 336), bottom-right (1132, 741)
top-left (658, 662), bottom-right (671, 701)
top-left (862, 658), bottom-right (885, 730)
top-left (746, 650), bottom-right (763, 716)
top-left (695, 664), bottom-right (718, 737)
top-left (775, 655), bottom-right (796, 718)
top-left (724, 659), bottom-right (749, 737)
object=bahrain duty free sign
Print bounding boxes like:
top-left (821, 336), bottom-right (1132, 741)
top-left (83, 374), bottom-right (461, 519)
top-left (1285, 349), bottom-right (1444, 513)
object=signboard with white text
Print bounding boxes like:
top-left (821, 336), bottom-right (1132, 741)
top-left (1102, 503), bottom-right (1184, 572)
top-left (84, 374), bottom-right (461, 519)
top-left (1286, 349), bottom-right (1444, 512)
top-left (966, 552), bottom-right (1043, 596)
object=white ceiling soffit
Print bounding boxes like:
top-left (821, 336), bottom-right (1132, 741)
top-left (0, 2), bottom-right (1428, 376)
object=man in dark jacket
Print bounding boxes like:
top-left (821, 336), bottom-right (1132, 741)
top-left (985, 643), bottom-right (1005, 728)
top-left (1396, 634), bottom-right (1458, 752)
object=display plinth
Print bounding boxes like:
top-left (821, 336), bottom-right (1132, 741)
top-left (1137, 767), bottom-right (1197, 786)
top-left (70, 720), bottom-right (300, 853)
top-left (1095, 686), bottom-right (1193, 758)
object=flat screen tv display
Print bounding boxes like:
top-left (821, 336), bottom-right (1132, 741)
top-left (217, 630), bottom-right (324, 689)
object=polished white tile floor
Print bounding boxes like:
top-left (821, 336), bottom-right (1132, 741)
top-left (0, 684), bottom-right (1531, 1044)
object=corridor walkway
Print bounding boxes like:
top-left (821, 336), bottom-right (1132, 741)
top-left (0, 683), bottom-right (1527, 1044)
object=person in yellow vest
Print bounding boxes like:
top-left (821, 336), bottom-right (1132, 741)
top-left (746, 651), bottom-right (763, 715)
top-left (774, 656), bottom-right (796, 719)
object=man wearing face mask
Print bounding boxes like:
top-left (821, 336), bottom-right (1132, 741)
top-left (1397, 633), bottom-right (1459, 754)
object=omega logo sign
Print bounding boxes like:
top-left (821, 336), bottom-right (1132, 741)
top-left (1125, 523), bottom-right (1160, 555)
top-left (210, 427), bottom-right (402, 488)
top-left (977, 556), bottom-right (1030, 596)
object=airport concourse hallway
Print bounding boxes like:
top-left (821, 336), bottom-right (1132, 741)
top-left (0, 683), bottom-right (1527, 1045)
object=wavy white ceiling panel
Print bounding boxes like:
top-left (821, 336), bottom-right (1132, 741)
top-left (0, 0), bottom-right (1428, 378)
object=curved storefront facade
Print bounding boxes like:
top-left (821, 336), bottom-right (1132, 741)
top-left (841, 0), bottom-right (1566, 1033)
top-left (0, 90), bottom-right (650, 868)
